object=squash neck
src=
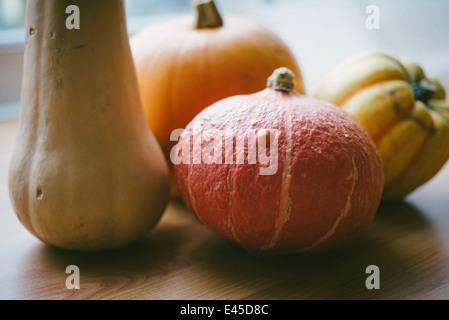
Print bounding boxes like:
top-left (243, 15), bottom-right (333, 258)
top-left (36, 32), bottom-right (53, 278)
top-left (21, 0), bottom-right (138, 119)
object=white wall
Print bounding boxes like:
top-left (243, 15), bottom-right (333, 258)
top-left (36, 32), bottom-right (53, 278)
top-left (1, 0), bottom-right (448, 120)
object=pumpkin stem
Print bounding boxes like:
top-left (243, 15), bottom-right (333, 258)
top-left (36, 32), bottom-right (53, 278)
top-left (194, 0), bottom-right (223, 29)
top-left (412, 79), bottom-right (437, 104)
top-left (267, 67), bottom-right (295, 93)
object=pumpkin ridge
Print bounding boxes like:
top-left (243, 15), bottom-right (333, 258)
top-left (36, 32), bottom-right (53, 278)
top-left (187, 149), bottom-right (198, 219)
top-left (339, 79), bottom-right (402, 111)
top-left (263, 100), bottom-right (293, 250)
top-left (383, 131), bottom-right (432, 194)
top-left (371, 100), bottom-right (422, 147)
top-left (372, 115), bottom-right (411, 147)
top-left (169, 35), bottom-right (190, 136)
top-left (317, 63), bottom-right (406, 105)
top-left (298, 155), bottom-right (358, 252)
top-left (225, 163), bottom-right (240, 243)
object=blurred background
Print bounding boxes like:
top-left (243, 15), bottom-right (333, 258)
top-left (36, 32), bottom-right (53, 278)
top-left (0, 0), bottom-right (448, 121)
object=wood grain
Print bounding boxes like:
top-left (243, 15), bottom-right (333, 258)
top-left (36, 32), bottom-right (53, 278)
top-left (1, 119), bottom-right (449, 300)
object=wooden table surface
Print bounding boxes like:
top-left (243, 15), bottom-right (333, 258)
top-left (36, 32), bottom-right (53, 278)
top-left (1, 118), bottom-right (449, 300)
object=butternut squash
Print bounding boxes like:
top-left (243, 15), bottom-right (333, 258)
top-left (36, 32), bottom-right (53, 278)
top-left (8, 0), bottom-right (170, 251)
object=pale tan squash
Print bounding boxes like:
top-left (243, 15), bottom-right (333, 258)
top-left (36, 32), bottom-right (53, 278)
top-left (8, 0), bottom-right (170, 251)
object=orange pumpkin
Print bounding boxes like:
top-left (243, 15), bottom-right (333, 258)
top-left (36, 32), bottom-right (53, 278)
top-left (173, 68), bottom-right (384, 255)
top-left (130, 0), bottom-right (304, 196)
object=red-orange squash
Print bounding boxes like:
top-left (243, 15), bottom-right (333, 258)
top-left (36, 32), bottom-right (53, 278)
top-left (130, 0), bottom-right (304, 196)
top-left (173, 68), bottom-right (384, 255)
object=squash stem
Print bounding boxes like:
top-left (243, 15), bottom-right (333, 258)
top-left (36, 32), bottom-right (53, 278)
top-left (412, 79), bottom-right (437, 104)
top-left (267, 67), bottom-right (295, 93)
top-left (194, 0), bottom-right (223, 29)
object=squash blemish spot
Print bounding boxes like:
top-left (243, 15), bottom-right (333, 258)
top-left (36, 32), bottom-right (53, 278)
top-left (29, 27), bottom-right (36, 36)
top-left (393, 102), bottom-right (402, 116)
top-left (36, 187), bottom-right (43, 200)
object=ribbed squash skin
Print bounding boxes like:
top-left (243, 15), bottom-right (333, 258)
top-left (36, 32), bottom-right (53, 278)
top-left (316, 51), bottom-right (449, 201)
top-left (174, 86), bottom-right (384, 255)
